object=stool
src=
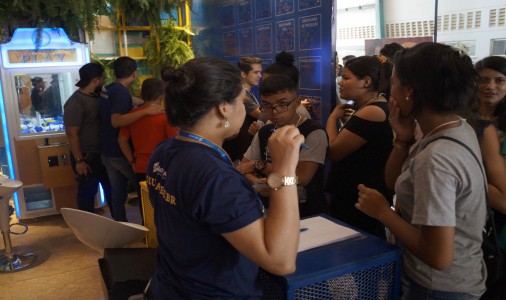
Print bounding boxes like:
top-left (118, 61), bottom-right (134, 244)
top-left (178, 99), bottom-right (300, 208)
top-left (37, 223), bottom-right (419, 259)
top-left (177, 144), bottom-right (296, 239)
top-left (0, 176), bottom-right (36, 272)
top-left (61, 208), bottom-right (152, 299)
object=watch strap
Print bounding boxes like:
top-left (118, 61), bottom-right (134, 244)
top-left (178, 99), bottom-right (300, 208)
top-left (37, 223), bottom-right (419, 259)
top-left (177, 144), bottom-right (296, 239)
top-left (268, 173), bottom-right (298, 190)
top-left (282, 176), bottom-right (298, 186)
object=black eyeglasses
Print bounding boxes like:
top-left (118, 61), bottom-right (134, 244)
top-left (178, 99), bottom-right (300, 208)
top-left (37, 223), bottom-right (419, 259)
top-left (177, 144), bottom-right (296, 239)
top-left (261, 97), bottom-right (298, 113)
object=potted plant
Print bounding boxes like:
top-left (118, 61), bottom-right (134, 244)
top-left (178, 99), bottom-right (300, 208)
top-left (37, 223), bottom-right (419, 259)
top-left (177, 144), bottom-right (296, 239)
top-left (91, 55), bottom-right (142, 96)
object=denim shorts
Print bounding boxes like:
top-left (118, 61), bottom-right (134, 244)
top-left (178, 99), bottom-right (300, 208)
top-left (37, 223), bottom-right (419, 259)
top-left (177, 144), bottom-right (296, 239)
top-left (401, 274), bottom-right (481, 300)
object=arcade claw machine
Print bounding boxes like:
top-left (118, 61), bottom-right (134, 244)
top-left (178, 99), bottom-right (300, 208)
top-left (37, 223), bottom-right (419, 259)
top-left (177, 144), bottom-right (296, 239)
top-left (0, 28), bottom-right (103, 219)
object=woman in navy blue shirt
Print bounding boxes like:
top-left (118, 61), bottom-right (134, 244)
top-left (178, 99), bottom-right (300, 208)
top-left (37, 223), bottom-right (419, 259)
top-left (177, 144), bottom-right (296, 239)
top-left (146, 57), bottom-right (303, 299)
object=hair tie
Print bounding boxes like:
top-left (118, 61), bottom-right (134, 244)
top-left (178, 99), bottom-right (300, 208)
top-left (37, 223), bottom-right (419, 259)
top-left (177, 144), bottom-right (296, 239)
top-left (377, 55), bottom-right (388, 64)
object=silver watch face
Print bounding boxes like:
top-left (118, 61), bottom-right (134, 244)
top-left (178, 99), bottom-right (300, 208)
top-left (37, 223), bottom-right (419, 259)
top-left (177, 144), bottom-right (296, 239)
top-left (267, 173), bottom-right (283, 189)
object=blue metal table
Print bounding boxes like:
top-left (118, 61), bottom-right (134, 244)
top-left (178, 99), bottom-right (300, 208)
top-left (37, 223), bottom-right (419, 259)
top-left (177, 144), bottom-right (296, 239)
top-left (262, 214), bottom-right (401, 300)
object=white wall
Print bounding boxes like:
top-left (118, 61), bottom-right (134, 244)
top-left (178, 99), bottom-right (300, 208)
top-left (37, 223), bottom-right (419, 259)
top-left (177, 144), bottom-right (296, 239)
top-left (336, 0), bottom-right (506, 60)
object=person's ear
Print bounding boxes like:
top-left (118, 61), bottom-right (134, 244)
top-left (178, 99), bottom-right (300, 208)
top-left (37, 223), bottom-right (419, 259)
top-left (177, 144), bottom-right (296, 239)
top-left (241, 71), bottom-right (247, 79)
top-left (295, 96), bottom-right (301, 107)
top-left (217, 102), bottom-right (229, 119)
top-left (405, 86), bottom-right (414, 101)
top-left (362, 76), bottom-right (372, 88)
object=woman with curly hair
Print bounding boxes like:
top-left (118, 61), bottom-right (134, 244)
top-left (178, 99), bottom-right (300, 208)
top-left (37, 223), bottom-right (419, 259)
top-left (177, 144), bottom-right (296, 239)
top-left (356, 43), bottom-right (486, 299)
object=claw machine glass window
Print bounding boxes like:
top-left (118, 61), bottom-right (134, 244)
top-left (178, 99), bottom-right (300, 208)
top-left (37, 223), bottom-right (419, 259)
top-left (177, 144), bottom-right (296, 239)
top-left (13, 71), bottom-right (76, 136)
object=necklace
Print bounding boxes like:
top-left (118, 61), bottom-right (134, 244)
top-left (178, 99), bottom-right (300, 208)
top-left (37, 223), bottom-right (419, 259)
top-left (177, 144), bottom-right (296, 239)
top-left (423, 119), bottom-right (461, 138)
top-left (356, 93), bottom-right (383, 112)
top-left (272, 114), bottom-right (305, 132)
top-left (295, 114), bottom-right (306, 127)
top-left (339, 94), bottom-right (383, 131)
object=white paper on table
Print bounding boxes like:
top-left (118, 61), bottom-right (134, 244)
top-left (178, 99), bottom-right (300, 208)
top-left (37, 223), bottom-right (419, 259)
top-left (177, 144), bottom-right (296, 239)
top-left (298, 216), bottom-right (362, 252)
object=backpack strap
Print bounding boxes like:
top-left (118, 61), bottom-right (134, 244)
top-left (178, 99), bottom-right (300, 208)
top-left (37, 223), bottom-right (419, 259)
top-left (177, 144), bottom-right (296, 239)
top-left (258, 124), bottom-right (276, 161)
top-left (425, 136), bottom-right (485, 182)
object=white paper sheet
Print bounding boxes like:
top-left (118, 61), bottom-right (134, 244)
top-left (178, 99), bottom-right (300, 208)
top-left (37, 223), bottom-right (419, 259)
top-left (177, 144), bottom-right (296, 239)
top-left (298, 216), bottom-right (362, 252)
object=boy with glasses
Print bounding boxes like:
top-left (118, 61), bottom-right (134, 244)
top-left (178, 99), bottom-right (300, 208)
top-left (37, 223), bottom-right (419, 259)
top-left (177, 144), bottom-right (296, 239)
top-left (241, 74), bottom-right (329, 217)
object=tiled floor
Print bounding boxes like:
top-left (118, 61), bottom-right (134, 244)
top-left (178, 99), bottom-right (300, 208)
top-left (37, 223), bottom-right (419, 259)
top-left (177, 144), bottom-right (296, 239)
top-left (0, 199), bottom-right (144, 300)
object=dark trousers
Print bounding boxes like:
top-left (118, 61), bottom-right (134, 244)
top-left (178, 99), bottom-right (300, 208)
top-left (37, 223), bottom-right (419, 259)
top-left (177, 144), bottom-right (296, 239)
top-left (70, 153), bottom-right (112, 214)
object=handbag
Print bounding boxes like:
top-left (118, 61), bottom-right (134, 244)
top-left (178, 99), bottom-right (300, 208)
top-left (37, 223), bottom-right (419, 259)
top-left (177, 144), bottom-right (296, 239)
top-left (426, 136), bottom-right (504, 291)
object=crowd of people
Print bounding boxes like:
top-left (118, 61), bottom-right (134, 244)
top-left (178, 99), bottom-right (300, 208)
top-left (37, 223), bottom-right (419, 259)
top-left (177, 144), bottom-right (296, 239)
top-left (63, 42), bottom-right (506, 299)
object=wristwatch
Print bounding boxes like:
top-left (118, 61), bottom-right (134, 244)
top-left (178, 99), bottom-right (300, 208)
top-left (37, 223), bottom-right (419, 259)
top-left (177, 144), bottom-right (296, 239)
top-left (254, 160), bottom-right (266, 174)
top-left (267, 173), bottom-right (298, 190)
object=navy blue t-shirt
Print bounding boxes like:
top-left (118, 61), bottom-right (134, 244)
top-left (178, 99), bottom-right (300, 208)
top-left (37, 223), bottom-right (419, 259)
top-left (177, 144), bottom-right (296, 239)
top-left (100, 82), bottom-right (133, 157)
top-left (147, 138), bottom-right (264, 299)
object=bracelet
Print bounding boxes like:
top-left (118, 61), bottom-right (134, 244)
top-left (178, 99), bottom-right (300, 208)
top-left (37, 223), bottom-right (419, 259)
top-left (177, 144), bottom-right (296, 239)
top-left (254, 160), bottom-right (266, 176)
top-left (76, 157), bottom-right (85, 163)
top-left (392, 137), bottom-right (415, 149)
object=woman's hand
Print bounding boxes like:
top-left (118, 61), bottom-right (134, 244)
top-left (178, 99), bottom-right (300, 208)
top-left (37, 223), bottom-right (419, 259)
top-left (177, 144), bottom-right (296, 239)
top-left (329, 103), bottom-right (353, 121)
top-left (355, 184), bottom-right (391, 221)
top-left (389, 99), bottom-right (415, 141)
top-left (340, 106), bottom-right (356, 124)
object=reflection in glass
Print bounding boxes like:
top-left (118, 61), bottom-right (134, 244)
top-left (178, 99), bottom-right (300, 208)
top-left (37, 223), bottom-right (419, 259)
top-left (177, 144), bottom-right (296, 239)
top-left (14, 72), bottom-right (75, 136)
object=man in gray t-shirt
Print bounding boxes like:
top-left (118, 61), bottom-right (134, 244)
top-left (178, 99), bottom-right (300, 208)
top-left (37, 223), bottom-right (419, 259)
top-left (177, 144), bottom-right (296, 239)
top-left (64, 63), bottom-right (112, 214)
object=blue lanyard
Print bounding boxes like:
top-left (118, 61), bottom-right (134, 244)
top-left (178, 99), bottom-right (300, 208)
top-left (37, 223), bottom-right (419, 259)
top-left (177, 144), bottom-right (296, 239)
top-left (178, 130), bottom-right (232, 165)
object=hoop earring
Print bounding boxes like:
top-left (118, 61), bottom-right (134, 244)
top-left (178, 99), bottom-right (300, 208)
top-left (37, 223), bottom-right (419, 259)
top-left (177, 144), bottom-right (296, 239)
top-left (223, 119), bottom-right (230, 128)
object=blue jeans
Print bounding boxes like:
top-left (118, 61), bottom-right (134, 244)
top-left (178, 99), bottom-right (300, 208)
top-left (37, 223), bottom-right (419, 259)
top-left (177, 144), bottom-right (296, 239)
top-left (401, 274), bottom-right (481, 300)
top-left (101, 155), bottom-right (137, 221)
top-left (71, 153), bottom-right (112, 214)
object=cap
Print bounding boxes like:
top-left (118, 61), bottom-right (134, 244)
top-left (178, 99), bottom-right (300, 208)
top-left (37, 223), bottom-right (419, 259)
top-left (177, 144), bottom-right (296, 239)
top-left (76, 63), bottom-right (104, 88)
top-left (50, 74), bottom-right (58, 83)
top-left (31, 76), bottom-right (43, 84)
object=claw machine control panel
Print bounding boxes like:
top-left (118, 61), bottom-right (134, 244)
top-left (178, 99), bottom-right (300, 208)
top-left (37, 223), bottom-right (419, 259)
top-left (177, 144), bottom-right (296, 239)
top-left (0, 28), bottom-right (102, 219)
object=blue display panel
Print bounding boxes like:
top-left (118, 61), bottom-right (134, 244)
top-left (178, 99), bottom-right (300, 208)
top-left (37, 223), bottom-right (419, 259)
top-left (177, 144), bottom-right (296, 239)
top-left (255, 0), bottom-right (273, 20)
top-left (299, 0), bottom-right (321, 11)
top-left (237, 0), bottom-right (253, 24)
top-left (276, 19), bottom-right (295, 52)
top-left (299, 14), bottom-right (322, 50)
top-left (223, 31), bottom-right (238, 57)
top-left (299, 56), bottom-right (322, 90)
top-left (256, 23), bottom-right (273, 54)
top-left (275, 0), bottom-right (294, 16)
top-left (239, 28), bottom-right (254, 55)
top-left (222, 3), bottom-right (235, 27)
